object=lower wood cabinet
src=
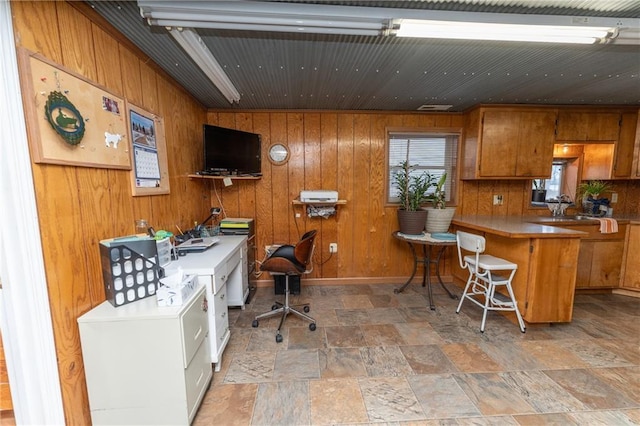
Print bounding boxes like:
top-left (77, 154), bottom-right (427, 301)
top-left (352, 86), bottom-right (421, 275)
top-left (78, 285), bottom-right (212, 425)
top-left (620, 224), bottom-right (640, 290)
top-left (558, 224), bottom-right (627, 289)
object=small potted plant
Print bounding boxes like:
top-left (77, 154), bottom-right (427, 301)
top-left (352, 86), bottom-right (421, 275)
top-left (393, 161), bottom-right (434, 234)
top-left (425, 172), bottom-right (456, 233)
top-left (531, 179), bottom-right (547, 203)
top-left (578, 180), bottom-right (612, 215)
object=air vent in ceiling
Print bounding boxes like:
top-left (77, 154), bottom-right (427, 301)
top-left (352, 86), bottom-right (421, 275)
top-left (417, 104), bottom-right (453, 111)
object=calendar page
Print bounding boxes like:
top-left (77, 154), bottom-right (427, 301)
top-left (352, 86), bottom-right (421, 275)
top-left (130, 109), bottom-right (161, 186)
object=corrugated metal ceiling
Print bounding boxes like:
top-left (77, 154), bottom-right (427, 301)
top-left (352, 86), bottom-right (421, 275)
top-left (90, 0), bottom-right (640, 111)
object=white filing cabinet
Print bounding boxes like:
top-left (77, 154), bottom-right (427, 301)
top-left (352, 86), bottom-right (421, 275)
top-left (78, 285), bottom-right (211, 425)
top-left (171, 235), bottom-right (247, 371)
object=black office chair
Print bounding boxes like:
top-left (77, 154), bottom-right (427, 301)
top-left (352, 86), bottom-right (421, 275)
top-left (252, 230), bottom-right (317, 342)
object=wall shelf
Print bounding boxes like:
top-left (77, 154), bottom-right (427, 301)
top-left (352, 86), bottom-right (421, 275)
top-left (188, 174), bottom-right (261, 180)
top-left (292, 199), bottom-right (347, 206)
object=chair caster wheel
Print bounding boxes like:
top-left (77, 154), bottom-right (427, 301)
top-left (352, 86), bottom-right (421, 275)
top-left (303, 305), bottom-right (310, 313)
top-left (309, 323), bottom-right (316, 331)
top-left (275, 333), bottom-right (283, 343)
top-left (252, 320), bottom-right (259, 328)
top-left (271, 304), bottom-right (278, 310)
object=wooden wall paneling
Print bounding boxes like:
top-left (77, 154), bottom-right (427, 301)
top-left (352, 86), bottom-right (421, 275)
top-left (11, 1), bottom-right (63, 63)
top-left (253, 112), bottom-right (273, 266)
top-left (337, 114), bottom-right (355, 276)
top-left (459, 181), bottom-right (479, 216)
top-left (352, 114), bottom-right (372, 277)
top-left (75, 168), bottom-right (110, 306)
top-left (368, 115), bottom-right (389, 277)
top-left (269, 113), bottom-right (291, 244)
top-left (140, 62), bottom-right (159, 114)
top-left (118, 45), bottom-right (143, 107)
top-left (33, 165), bottom-right (92, 425)
top-left (476, 181), bottom-right (495, 215)
top-left (56, 1), bottom-right (96, 80)
top-left (319, 113), bottom-right (339, 277)
top-left (91, 24), bottom-right (123, 97)
top-left (507, 181), bottom-right (527, 216)
top-left (287, 113), bottom-right (305, 240)
top-left (489, 181), bottom-right (510, 216)
top-left (302, 113), bottom-right (323, 275)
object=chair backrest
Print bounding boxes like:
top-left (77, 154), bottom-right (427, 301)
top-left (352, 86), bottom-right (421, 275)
top-left (294, 229), bottom-right (317, 272)
top-left (456, 230), bottom-right (485, 269)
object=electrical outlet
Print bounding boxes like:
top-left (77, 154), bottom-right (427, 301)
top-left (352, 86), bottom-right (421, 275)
top-left (493, 194), bottom-right (503, 206)
top-left (329, 243), bottom-right (338, 253)
top-left (611, 192), bottom-right (618, 203)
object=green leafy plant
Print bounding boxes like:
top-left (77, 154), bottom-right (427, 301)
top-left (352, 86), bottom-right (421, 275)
top-left (393, 161), bottom-right (435, 211)
top-left (578, 180), bottom-right (612, 199)
top-left (430, 172), bottom-right (448, 209)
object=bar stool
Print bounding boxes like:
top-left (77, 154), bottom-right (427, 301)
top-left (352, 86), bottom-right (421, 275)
top-left (455, 230), bottom-right (526, 333)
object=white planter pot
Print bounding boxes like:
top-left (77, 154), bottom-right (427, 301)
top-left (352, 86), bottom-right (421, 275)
top-left (425, 207), bottom-right (456, 233)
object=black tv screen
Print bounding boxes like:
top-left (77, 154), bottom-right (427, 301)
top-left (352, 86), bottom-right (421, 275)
top-left (203, 125), bottom-right (261, 175)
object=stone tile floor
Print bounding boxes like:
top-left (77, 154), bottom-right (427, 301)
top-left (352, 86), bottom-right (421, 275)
top-left (193, 282), bottom-right (640, 425)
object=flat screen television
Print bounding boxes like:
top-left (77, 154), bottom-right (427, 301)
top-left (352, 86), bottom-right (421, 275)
top-left (202, 124), bottom-right (262, 175)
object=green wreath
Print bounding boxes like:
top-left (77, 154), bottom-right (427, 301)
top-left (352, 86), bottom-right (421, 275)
top-left (44, 91), bottom-right (85, 146)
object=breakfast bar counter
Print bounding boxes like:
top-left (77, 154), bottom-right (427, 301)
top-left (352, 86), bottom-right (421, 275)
top-left (451, 216), bottom-right (586, 323)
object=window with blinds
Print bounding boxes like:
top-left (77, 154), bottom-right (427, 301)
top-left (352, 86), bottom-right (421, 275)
top-left (387, 131), bottom-right (459, 205)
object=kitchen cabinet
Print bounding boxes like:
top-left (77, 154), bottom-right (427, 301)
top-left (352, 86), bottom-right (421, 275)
top-left (559, 223), bottom-right (627, 289)
top-left (556, 110), bottom-right (621, 141)
top-left (462, 106), bottom-right (556, 179)
top-left (78, 286), bottom-right (212, 425)
top-left (612, 112), bottom-right (639, 178)
top-left (620, 223), bottom-right (640, 291)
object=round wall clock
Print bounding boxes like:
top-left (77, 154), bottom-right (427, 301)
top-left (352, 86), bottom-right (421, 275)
top-left (268, 143), bottom-right (289, 165)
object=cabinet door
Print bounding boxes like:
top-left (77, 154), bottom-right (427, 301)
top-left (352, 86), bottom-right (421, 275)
top-left (574, 241), bottom-right (594, 289)
top-left (478, 110), bottom-right (519, 177)
top-left (612, 112), bottom-right (638, 178)
top-left (589, 240), bottom-right (625, 287)
top-left (582, 144), bottom-right (615, 180)
top-left (556, 111), bottom-right (620, 141)
top-left (478, 110), bottom-right (555, 178)
top-left (515, 110), bottom-right (557, 177)
top-left (621, 225), bottom-right (640, 289)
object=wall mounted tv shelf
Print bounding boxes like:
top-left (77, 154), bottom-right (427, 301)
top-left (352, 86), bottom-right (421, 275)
top-left (188, 173), bottom-right (261, 181)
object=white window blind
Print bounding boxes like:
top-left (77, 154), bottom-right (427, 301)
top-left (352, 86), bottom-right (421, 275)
top-left (388, 132), bottom-right (459, 204)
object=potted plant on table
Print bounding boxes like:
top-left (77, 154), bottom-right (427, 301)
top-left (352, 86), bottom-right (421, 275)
top-left (425, 172), bottom-right (456, 233)
top-left (393, 161), bottom-right (434, 235)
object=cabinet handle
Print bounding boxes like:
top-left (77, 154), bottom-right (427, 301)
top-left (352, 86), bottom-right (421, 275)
top-left (220, 293), bottom-right (225, 300)
top-left (221, 311), bottom-right (226, 318)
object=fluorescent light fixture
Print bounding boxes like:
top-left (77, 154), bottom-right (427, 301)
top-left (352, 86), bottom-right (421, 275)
top-left (138, 1), bottom-right (638, 45)
top-left (169, 27), bottom-right (240, 103)
top-left (395, 19), bottom-right (616, 44)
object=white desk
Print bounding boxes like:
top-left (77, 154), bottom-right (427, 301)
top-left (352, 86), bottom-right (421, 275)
top-left (171, 235), bottom-right (248, 370)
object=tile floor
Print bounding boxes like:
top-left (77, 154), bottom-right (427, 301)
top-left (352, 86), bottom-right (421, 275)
top-left (193, 281), bottom-right (639, 425)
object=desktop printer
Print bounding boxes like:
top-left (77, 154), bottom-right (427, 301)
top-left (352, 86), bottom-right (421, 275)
top-left (300, 190), bottom-right (338, 203)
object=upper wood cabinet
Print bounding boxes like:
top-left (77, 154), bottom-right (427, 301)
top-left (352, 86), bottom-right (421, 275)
top-left (462, 106), bottom-right (557, 179)
top-left (612, 111), bottom-right (639, 179)
top-left (556, 110), bottom-right (621, 141)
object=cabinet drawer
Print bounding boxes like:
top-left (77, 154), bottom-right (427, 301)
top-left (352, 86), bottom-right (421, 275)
top-left (185, 338), bottom-right (212, 421)
top-left (199, 269), bottom-right (227, 295)
top-left (228, 248), bottom-right (241, 271)
top-left (180, 289), bottom-right (209, 368)
top-left (213, 285), bottom-right (229, 345)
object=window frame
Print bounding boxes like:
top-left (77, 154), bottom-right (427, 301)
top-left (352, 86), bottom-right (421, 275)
top-left (385, 127), bottom-right (461, 208)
